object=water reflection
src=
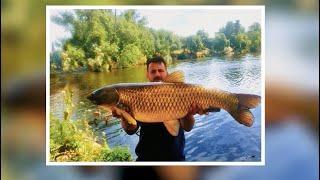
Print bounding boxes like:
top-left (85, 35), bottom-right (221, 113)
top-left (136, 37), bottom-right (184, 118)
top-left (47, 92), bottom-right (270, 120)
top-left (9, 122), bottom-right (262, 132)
top-left (50, 65), bottom-right (148, 95)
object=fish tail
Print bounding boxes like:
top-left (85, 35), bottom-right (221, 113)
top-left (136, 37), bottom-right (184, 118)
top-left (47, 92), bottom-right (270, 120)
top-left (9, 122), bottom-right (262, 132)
top-left (230, 94), bottom-right (261, 127)
top-left (236, 93), bottom-right (261, 109)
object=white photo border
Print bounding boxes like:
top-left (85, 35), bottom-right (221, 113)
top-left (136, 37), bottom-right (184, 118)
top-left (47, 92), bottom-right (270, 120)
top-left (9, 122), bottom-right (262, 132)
top-left (46, 5), bottom-right (265, 166)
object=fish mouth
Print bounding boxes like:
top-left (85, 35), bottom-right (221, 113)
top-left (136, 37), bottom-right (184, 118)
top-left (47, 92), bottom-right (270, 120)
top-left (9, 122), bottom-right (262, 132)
top-left (87, 92), bottom-right (100, 105)
top-left (87, 93), bottom-right (97, 104)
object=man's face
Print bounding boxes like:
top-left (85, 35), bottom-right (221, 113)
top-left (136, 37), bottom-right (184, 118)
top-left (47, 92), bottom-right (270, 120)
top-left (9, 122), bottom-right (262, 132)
top-left (147, 62), bottom-right (168, 82)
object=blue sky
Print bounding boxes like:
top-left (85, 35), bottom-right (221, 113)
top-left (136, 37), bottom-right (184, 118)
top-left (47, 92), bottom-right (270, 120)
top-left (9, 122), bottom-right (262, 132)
top-left (50, 8), bottom-right (262, 46)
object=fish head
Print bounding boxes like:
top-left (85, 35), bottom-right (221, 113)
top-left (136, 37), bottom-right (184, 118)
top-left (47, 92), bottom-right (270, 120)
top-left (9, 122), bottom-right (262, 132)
top-left (87, 85), bottom-right (119, 106)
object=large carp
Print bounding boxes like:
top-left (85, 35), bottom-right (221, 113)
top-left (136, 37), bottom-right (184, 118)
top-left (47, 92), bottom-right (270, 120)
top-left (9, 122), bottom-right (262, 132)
top-left (87, 71), bottom-right (261, 136)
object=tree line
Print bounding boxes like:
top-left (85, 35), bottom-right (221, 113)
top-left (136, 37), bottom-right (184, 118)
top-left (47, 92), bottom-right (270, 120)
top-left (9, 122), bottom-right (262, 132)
top-left (50, 10), bottom-right (261, 72)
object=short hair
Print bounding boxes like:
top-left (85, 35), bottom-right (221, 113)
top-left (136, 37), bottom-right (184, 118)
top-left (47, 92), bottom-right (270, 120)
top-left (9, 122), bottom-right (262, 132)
top-left (146, 56), bottom-right (167, 70)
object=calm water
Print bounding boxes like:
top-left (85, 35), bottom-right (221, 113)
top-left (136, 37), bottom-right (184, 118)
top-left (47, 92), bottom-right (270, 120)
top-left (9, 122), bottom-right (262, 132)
top-left (50, 55), bottom-right (262, 161)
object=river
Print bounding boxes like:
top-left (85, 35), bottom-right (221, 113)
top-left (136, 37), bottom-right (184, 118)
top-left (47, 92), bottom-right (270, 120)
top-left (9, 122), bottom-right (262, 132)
top-left (50, 54), bottom-right (262, 162)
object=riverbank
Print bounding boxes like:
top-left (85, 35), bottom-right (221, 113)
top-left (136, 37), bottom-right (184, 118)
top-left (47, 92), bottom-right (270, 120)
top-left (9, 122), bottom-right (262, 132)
top-left (50, 53), bottom-right (260, 75)
top-left (49, 89), bottom-right (132, 162)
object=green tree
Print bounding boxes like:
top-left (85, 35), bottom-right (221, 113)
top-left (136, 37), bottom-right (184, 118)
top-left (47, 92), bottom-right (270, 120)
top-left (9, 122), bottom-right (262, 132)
top-left (61, 44), bottom-right (85, 72)
top-left (233, 33), bottom-right (251, 54)
top-left (185, 35), bottom-right (205, 54)
top-left (219, 20), bottom-right (245, 48)
top-left (53, 9), bottom-right (154, 71)
top-left (121, 9), bottom-right (139, 22)
top-left (196, 30), bottom-right (210, 48)
top-left (247, 22), bottom-right (261, 52)
top-left (87, 43), bottom-right (116, 72)
top-left (212, 33), bottom-right (230, 54)
top-left (119, 44), bottom-right (146, 68)
top-left (152, 29), bottom-right (171, 56)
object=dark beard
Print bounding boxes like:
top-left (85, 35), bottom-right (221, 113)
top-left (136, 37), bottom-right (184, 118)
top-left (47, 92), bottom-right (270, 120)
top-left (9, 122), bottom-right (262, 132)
top-left (152, 76), bottom-right (162, 82)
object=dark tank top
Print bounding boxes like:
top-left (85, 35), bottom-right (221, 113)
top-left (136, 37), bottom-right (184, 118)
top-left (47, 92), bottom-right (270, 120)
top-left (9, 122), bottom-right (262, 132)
top-left (135, 122), bottom-right (185, 161)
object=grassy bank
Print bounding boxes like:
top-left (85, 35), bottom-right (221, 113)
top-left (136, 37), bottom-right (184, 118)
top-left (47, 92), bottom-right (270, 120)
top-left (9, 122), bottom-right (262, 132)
top-left (50, 89), bottom-right (132, 162)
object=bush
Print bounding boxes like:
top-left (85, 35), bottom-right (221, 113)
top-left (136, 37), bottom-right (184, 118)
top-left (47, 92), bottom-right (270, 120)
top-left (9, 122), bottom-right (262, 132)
top-left (50, 89), bottom-right (132, 162)
top-left (118, 44), bottom-right (146, 68)
top-left (100, 147), bottom-right (132, 161)
top-left (61, 45), bottom-right (85, 72)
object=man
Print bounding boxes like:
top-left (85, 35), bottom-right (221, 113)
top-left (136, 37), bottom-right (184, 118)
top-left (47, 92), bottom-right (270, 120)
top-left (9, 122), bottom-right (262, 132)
top-left (112, 56), bottom-right (212, 161)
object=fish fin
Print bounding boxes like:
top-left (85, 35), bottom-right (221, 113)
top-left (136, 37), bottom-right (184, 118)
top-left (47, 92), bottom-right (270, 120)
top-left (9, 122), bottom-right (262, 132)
top-left (120, 110), bottom-right (137, 126)
top-left (228, 94), bottom-right (261, 127)
top-left (236, 94), bottom-right (261, 109)
top-left (108, 106), bottom-right (137, 126)
top-left (163, 71), bottom-right (185, 83)
top-left (230, 107), bottom-right (254, 127)
top-left (163, 120), bottom-right (180, 136)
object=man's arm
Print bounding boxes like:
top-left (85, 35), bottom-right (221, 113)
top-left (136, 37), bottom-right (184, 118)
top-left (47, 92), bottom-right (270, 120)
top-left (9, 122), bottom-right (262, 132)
top-left (120, 118), bottom-right (139, 135)
top-left (180, 114), bottom-right (195, 132)
top-left (180, 103), bottom-right (220, 132)
top-left (111, 107), bottom-right (139, 135)
top-left (180, 103), bottom-right (201, 132)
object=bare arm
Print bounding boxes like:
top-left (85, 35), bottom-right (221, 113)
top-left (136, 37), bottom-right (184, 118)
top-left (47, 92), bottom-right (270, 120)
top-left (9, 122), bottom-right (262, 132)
top-left (180, 114), bottom-right (195, 132)
top-left (180, 103), bottom-right (220, 132)
top-left (120, 118), bottom-right (139, 135)
top-left (111, 107), bottom-right (139, 135)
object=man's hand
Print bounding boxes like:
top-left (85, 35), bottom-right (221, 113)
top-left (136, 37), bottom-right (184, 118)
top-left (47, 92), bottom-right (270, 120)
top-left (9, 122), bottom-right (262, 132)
top-left (188, 103), bottom-right (208, 116)
top-left (180, 103), bottom-right (220, 132)
top-left (110, 106), bottom-right (138, 135)
top-left (180, 103), bottom-right (200, 132)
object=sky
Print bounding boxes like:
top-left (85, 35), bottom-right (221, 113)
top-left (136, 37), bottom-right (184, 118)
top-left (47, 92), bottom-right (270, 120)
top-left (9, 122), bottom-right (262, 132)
top-left (138, 9), bottom-right (261, 37)
top-left (49, 8), bottom-right (262, 47)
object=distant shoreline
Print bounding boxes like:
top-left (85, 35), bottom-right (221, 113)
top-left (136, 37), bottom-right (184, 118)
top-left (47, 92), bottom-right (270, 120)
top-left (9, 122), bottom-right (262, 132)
top-left (50, 53), bottom-right (261, 75)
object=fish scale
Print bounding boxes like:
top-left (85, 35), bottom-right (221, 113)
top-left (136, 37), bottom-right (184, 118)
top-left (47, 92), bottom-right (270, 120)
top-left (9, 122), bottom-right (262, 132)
top-left (117, 83), bottom-right (237, 123)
